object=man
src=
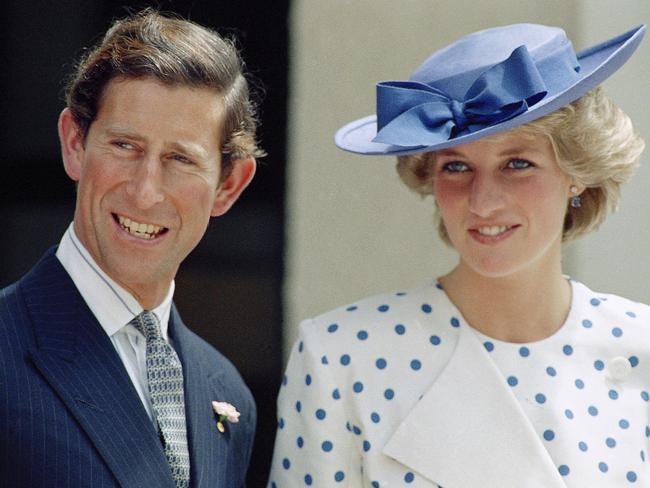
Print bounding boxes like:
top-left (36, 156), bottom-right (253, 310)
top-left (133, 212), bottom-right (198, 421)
top-left (0, 10), bottom-right (262, 488)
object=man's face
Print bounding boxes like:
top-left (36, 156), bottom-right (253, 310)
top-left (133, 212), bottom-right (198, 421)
top-left (59, 77), bottom-right (253, 307)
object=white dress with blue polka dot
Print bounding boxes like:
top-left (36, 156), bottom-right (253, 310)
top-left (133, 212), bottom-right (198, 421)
top-left (268, 279), bottom-right (650, 487)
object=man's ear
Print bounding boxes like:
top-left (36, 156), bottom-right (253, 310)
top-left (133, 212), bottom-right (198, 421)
top-left (58, 108), bottom-right (85, 182)
top-left (211, 158), bottom-right (257, 217)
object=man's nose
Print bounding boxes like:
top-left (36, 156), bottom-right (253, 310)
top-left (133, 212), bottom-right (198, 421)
top-left (126, 156), bottom-right (165, 209)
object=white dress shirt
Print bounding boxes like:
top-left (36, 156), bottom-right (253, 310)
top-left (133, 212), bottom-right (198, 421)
top-left (56, 223), bottom-right (175, 423)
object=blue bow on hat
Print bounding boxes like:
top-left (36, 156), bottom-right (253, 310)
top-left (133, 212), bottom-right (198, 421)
top-left (373, 45), bottom-right (550, 147)
top-left (335, 23), bottom-right (646, 156)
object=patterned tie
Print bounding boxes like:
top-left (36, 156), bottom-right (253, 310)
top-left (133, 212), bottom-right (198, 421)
top-left (130, 311), bottom-right (190, 488)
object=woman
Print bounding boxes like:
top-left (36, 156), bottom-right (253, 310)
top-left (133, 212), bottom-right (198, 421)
top-left (269, 23), bottom-right (647, 487)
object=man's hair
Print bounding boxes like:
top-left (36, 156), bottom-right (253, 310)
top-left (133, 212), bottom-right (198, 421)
top-left (396, 87), bottom-right (645, 244)
top-left (64, 9), bottom-right (265, 175)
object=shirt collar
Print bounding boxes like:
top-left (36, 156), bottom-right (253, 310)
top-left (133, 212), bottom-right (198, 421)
top-left (56, 223), bottom-right (174, 340)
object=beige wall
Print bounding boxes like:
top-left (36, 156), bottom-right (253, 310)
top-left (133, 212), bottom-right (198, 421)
top-left (285, 0), bottom-right (650, 353)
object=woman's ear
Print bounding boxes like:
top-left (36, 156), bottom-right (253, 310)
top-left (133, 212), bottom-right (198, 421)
top-left (58, 108), bottom-right (85, 182)
top-left (211, 158), bottom-right (257, 217)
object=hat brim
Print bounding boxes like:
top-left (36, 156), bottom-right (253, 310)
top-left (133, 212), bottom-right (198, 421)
top-left (335, 24), bottom-right (646, 156)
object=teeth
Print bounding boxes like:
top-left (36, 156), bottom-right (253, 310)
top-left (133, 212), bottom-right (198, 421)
top-left (116, 214), bottom-right (163, 239)
top-left (477, 225), bottom-right (509, 236)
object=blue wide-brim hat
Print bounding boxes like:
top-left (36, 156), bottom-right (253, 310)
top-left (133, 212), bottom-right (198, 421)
top-left (335, 23), bottom-right (646, 156)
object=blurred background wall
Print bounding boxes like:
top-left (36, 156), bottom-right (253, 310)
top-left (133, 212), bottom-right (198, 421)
top-left (1, 1), bottom-right (649, 485)
top-left (286, 0), bottom-right (650, 354)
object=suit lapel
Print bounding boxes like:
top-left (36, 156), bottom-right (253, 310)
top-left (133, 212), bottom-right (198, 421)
top-left (382, 324), bottom-right (566, 488)
top-left (170, 307), bottom-right (228, 488)
top-left (24, 250), bottom-right (175, 488)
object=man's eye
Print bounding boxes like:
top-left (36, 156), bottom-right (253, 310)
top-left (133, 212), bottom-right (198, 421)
top-left (442, 161), bottom-right (469, 173)
top-left (172, 154), bottom-right (192, 164)
top-left (114, 141), bottom-right (134, 150)
top-left (507, 158), bottom-right (533, 170)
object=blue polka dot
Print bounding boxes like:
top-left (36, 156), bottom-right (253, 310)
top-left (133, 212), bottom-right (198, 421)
top-left (642, 451), bottom-right (646, 462)
top-left (372, 482), bottom-right (379, 488)
top-left (295, 401), bottom-right (302, 412)
top-left (626, 310), bottom-right (637, 317)
top-left (315, 409), bottom-right (326, 420)
top-left (606, 437), bottom-right (616, 448)
top-left (272, 483), bottom-right (277, 488)
top-left (376, 358), bottom-right (387, 369)
top-left (421, 304), bottom-right (432, 313)
top-left (357, 330), bottom-right (368, 340)
top-left (450, 317), bottom-right (460, 328)
top-left (598, 462), bottom-right (608, 473)
top-left (588, 405), bottom-right (598, 416)
top-left (346, 305), bottom-right (357, 312)
top-left (594, 360), bottom-right (604, 371)
top-left (278, 418), bottom-right (284, 429)
top-left (641, 391), bottom-right (649, 402)
top-left (340, 354), bottom-right (350, 366)
top-left (332, 388), bottom-right (340, 400)
top-left (436, 282), bottom-right (443, 289)
top-left (297, 436), bottom-right (304, 448)
top-left (353, 382), bottom-right (364, 393)
top-left (630, 356), bottom-right (639, 367)
top-left (321, 355), bottom-right (329, 365)
top-left (322, 441), bottom-right (333, 452)
top-left (352, 425), bottom-right (362, 435)
top-left (582, 319), bottom-right (593, 328)
top-left (546, 366), bottom-right (557, 377)
top-left (484, 341), bottom-right (494, 352)
top-left (384, 388), bottom-right (395, 400)
top-left (519, 346), bottom-right (530, 357)
top-left (578, 441), bottom-right (588, 452)
top-left (627, 471), bottom-right (638, 482)
top-left (334, 471), bottom-right (345, 482)
top-left (298, 341), bottom-right (304, 352)
top-left (575, 379), bottom-right (585, 389)
top-left (646, 426), bottom-right (650, 437)
top-left (305, 374), bottom-right (312, 386)
top-left (410, 359), bottom-right (422, 371)
top-left (608, 389), bottom-right (619, 400)
top-left (590, 298), bottom-right (601, 306)
top-left (371, 412), bottom-right (381, 423)
top-left (535, 393), bottom-right (546, 404)
top-left (394, 324), bottom-right (406, 335)
top-left (558, 465), bottom-right (570, 476)
top-left (507, 376), bottom-right (518, 386)
top-left (404, 472), bottom-right (415, 483)
top-left (345, 422), bottom-right (351, 432)
top-left (612, 327), bottom-right (623, 337)
top-left (563, 345), bottom-right (573, 356)
top-left (565, 409), bottom-right (574, 419)
top-left (378, 304), bottom-right (390, 312)
top-left (543, 429), bottom-right (555, 441)
top-left (304, 474), bottom-right (313, 485)
top-left (363, 440), bottom-right (371, 452)
top-left (282, 458), bottom-right (290, 469)
top-left (327, 323), bottom-right (338, 333)
top-left (619, 419), bottom-right (630, 429)
top-left (396, 292), bottom-right (406, 296)
top-left (430, 335), bottom-right (441, 346)
top-left (282, 374), bottom-right (288, 386)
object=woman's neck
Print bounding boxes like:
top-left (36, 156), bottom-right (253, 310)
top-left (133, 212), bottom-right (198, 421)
top-left (439, 259), bottom-right (572, 343)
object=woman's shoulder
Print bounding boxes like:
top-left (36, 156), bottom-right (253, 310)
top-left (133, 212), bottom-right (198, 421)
top-left (571, 278), bottom-right (650, 322)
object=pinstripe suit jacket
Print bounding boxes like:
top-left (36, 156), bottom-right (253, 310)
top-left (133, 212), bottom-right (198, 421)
top-left (0, 248), bottom-right (256, 488)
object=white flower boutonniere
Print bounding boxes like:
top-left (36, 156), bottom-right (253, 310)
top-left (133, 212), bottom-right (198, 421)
top-left (212, 401), bottom-right (240, 433)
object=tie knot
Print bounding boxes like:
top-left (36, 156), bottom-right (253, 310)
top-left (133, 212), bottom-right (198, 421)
top-left (130, 310), bottom-right (162, 342)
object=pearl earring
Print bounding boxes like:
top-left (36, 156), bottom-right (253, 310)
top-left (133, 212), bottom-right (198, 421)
top-left (570, 185), bottom-right (582, 208)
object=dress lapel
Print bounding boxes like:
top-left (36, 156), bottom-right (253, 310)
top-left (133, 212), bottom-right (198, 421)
top-left (382, 324), bottom-right (566, 488)
top-left (170, 307), bottom-right (228, 488)
top-left (24, 251), bottom-right (175, 488)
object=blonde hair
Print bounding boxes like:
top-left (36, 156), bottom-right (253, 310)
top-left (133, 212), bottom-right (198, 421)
top-left (396, 87), bottom-right (645, 244)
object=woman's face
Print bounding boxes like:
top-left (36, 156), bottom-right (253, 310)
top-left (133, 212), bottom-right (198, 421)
top-left (432, 130), bottom-right (574, 279)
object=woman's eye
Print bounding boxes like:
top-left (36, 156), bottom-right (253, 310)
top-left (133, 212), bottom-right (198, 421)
top-left (507, 158), bottom-right (533, 170)
top-left (442, 161), bottom-right (469, 173)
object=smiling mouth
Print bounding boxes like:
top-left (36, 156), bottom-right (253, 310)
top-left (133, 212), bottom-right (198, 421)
top-left (475, 225), bottom-right (516, 236)
top-left (114, 214), bottom-right (168, 240)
